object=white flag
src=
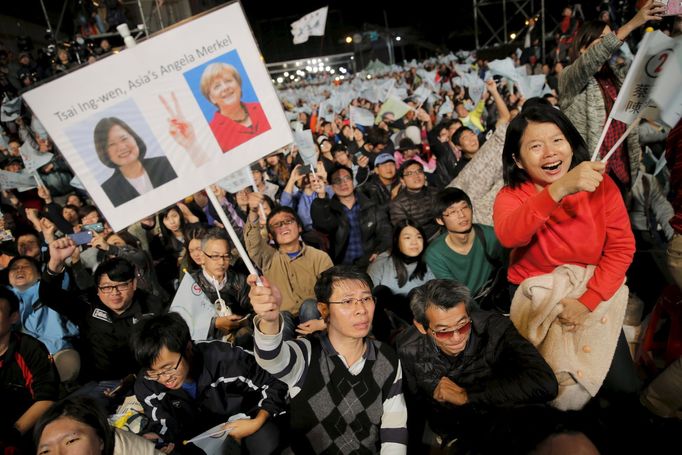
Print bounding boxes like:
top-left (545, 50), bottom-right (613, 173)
top-left (0, 170), bottom-right (36, 191)
top-left (650, 35), bottom-right (682, 128)
top-left (438, 97), bottom-right (454, 117)
top-left (170, 273), bottom-right (216, 341)
top-left (217, 166), bottom-right (252, 194)
top-left (19, 142), bottom-right (53, 173)
top-left (376, 96), bottom-right (412, 123)
top-left (488, 57), bottom-right (521, 83)
top-left (0, 96), bottom-right (21, 122)
top-left (468, 79), bottom-right (487, 105)
top-left (412, 86), bottom-right (432, 105)
top-left (349, 106), bottom-right (375, 126)
top-left (293, 130), bottom-right (317, 165)
top-left (291, 6), bottom-right (328, 44)
top-left (516, 75), bottom-right (549, 99)
top-left (611, 31), bottom-right (674, 124)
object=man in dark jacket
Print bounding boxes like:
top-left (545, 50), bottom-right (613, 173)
top-left (389, 160), bottom-right (440, 241)
top-left (358, 152), bottom-right (399, 207)
top-left (311, 164), bottom-right (391, 267)
top-left (132, 312), bottom-right (287, 454)
top-left (397, 279), bottom-right (559, 453)
top-left (40, 237), bottom-right (165, 384)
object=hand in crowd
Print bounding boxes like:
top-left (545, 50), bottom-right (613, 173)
top-left (310, 174), bottom-right (326, 198)
top-left (90, 233), bottom-right (109, 251)
top-left (247, 191), bottom-right (264, 211)
top-left (485, 79), bottom-right (498, 94)
top-left (558, 298), bottom-right (590, 331)
top-left (224, 415), bottom-right (266, 441)
top-left (296, 318), bottom-right (326, 336)
top-left (356, 154), bottom-right (370, 168)
top-left (48, 237), bottom-right (77, 271)
top-left (37, 184), bottom-right (52, 203)
top-left (315, 161), bottom-right (327, 182)
top-left (215, 315), bottom-right (247, 333)
top-left (433, 376), bottom-right (468, 406)
top-left (142, 433), bottom-right (174, 454)
top-left (177, 202), bottom-right (200, 224)
top-left (247, 275), bottom-right (282, 334)
top-left (39, 217), bottom-right (57, 243)
top-left (630, 1), bottom-right (666, 28)
top-left (548, 161), bottom-right (605, 202)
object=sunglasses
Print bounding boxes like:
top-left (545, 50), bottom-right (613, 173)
top-left (429, 319), bottom-right (472, 340)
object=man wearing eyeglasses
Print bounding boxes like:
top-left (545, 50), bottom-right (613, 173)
top-left (311, 164), bottom-right (392, 267)
top-left (244, 198), bottom-right (333, 340)
top-left (425, 187), bottom-right (505, 301)
top-left (396, 279), bottom-right (558, 453)
top-left (38, 237), bottom-right (164, 393)
top-left (187, 228), bottom-right (252, 347)
top-left (389, 160), bottom-right (441, 242)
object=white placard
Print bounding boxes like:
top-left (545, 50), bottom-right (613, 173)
top-left (21, 2), bottom-right (292, 231)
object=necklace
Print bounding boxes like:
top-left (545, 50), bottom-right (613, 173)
top-left (233, 104), bottom-right (250, 123)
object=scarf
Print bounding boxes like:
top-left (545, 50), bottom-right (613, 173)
top-left (595, 66), bottom-right (630, 186)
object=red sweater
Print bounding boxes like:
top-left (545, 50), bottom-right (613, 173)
top-left (209, 102), bottom-right (271, 152)
top-left (493, 176), bottom-right (635, 311)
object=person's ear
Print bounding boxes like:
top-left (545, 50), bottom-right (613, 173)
top-left (9, 311), bottom-right (20, 326)
top-left (317, 302), bottom-right (329, 323)
top-left (131, 277), bottom-right (138, 291)
top-left (512, 153), bottom-right (525, 170)
top-left (413, 320), bottom-right (428, 335)
top-left (436, 217), bottom-right (445, 226)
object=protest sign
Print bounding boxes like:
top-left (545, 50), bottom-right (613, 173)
top-left (22, 2), bottom-right (292, 231)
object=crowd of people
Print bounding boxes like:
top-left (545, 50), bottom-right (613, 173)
top-left (1, 1), bottom-right (682, 454)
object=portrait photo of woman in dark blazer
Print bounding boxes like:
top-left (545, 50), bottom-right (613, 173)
top-left (94, 117), bottom-right (178, 207)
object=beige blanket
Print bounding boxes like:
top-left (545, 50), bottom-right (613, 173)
top-left (510, 264), bottom-right (628, 410)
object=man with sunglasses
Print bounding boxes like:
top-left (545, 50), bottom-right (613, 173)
top-left (132, 312), bottom-right (287, 454)
top-left (38, 237), bottom-right (164, 392)
top-left (396, 279), bottom-right (558, 453)
top-left (244, 198), bottom-right (333, 340)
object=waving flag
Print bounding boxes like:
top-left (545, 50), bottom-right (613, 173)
top-left (291, 7), bottom-right (328, 44)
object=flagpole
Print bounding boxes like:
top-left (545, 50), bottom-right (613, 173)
top-left (600, 112), bottom-right (644, 164)
top-left (591, 117), bottom-right (613, 161)
top-left (205, 187), bottom-right (262, 285)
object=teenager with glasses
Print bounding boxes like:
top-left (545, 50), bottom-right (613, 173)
top-left (131, 313), bottom-right (286, 454)
top-left (396, 279), bottom-right (559, 453)
top-left (37, 237), bottom-right (164, 400)
top-left (249, 266), bottom-right (408, 454)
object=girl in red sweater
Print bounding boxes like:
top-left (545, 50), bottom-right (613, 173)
top-left (493, 105), bottom-right (638, 396)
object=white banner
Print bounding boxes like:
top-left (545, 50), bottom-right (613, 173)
top-left (611, 31), bottom-right (674, 124)
top-left (291, 6), bottom-right (328, 44)
top-left (517, 75), bottom-right (549, 99)
top-left (488, 57), bottom-right (521, 83)
top-left (22, 3), bottom-right (292, 231)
